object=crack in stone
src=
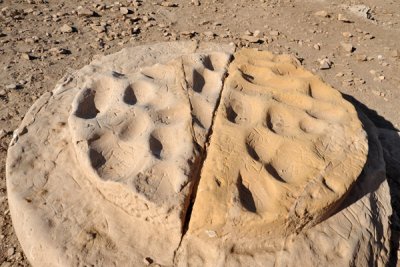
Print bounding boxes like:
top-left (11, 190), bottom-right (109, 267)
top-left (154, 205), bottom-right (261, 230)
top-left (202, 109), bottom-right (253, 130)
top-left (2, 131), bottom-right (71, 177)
top-left (173, 54), bottom-right (234, 261)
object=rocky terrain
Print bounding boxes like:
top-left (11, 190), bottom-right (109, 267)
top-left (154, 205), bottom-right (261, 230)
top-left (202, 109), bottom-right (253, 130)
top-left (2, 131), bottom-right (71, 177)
top-left (0, 0), bottom-right (399, 266)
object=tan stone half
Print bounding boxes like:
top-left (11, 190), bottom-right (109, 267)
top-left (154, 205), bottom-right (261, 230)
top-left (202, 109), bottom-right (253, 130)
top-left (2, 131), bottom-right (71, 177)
top-left (6, 44), bottom-right (392, 267)
top-left (6, 41), bottom-right (234, 266)
top-left (176, 49), bottom-right (391, 266)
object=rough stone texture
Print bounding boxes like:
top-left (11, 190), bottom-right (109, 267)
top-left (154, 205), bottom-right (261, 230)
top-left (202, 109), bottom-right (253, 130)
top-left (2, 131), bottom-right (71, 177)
top-left (177, 49), bottom-right (391, 266)
top-left (6, 42), bottom-right (392, 266)
top-left (6, 41), bottom-right (234, 266)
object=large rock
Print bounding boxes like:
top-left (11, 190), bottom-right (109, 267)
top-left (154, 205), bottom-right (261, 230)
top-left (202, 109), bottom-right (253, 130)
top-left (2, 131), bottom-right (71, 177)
top-left (176, 48), bottom-right (391, 267)
top-left (6, 42), bottom-right (392, 266)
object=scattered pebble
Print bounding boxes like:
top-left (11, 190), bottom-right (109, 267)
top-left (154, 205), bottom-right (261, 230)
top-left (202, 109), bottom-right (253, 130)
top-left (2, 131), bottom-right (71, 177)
top-left (354, 77), bottom-right (366, 85)
top-left (253, 30), bottom-right (261, 37)
top-left (120, 7), bottom-right (131, 15)
top-left (6, 247), bottom-right (15, 257)
top-left (60, 24), bottom-right (74, 33)
top-left (49, 47), bottom-right (71, 55)
top-left (364, 33), bottom-right (375, 40)
top-left (269, 30), bottom-right (279, 36)
top-left (356, 54), bottom-right (367, 61)
top-left (5, 84), bottom-right (18, 90)
top-left (77, 7), bottom-right (95, 17)
top-left (91, 25), bottom-right (106, 33)
top-left (342, 32), bottom-right (353, 38)
top-left (338, 14), bottom-right (352, 23)
top-left (340, 42), bottom-right (354, 53)
top-left (21, 53), bottom-right (34, 60)
top-left (319, 58), bottom-right (332, 69)
top-left (336, 72), bottom-right (344, 77)
top-left (314, 10), bottom-right (329, 18)
top-left (372, 89), bottom-right (385, 97)
top-left (160, 1), bottom-right (178, 7)
top-left (390, 49), bottom-right (399, 58)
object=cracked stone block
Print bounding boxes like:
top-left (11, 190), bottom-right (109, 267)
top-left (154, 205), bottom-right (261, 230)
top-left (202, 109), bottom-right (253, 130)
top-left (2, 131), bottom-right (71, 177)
top-left (6, 43), bottom-right (392, 267)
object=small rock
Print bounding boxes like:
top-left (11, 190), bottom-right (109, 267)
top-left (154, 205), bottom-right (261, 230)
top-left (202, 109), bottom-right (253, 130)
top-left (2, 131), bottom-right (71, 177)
top-left (372, 90), bottom-right (380, 96)
top-left (120, 7), bottom-right (131, 15)
top-left (253, 30), bottom-right (261, 37)
top-left (314, 10), bottom-right (329, 18)
top-left (5, 84), bottom-right (17, 90)
top-left (336, 72), bottom-right (344, 77)
top-left (354, 78), bottom-right (366, 85)
top-left (160, 1), bottom-right (178, 7)
top-left (21, 53), bottom-right (34, 60)
top-left (49, 47), bottom-right (71, 55)
top-left (0, 89), bottom-right (6, 97)
top-left (390, 49), bottom-right (399, 58)
top-left (25, 36), bottom-right (39, 44)
top-left (340, 42), bottom-right (355, 53)
top-left (338, 14), bottom-right (352, 23)
top-left (91, 25), bottom-right (106, 33)
top-left (313, 44), bottom-right (320, 50)
top-left (6, 247), bottom-right (15, 257)
top-left (372, 90), bottom-right (385, 97)
top-left (319, 58), bottom-right (332, 70)
top-left (356, 54), bottom-right (367, 61)
top-left (60, 24), bottom-right (74, 33)
top-left (77, 7), bottom-right (94, 17)
top-left (364, 33), bottom-right (374, 40)
top-left (192, 0), bottom-right (200, 6)
top-left (269, 30), bottom-right (279, 36)
top-left (342, 32), bottom-right (353, 38)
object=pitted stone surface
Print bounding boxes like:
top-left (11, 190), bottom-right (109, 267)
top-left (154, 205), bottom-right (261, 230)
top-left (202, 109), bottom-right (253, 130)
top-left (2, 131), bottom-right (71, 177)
top-left (186, 49), bottom-right (369, 237)
top-left (6, 43), bottom-right (391, 267)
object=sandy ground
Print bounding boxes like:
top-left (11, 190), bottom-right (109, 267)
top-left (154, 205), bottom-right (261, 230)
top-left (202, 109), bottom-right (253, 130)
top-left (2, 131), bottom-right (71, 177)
top-left (0, 0), bottom-right (399, 266)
